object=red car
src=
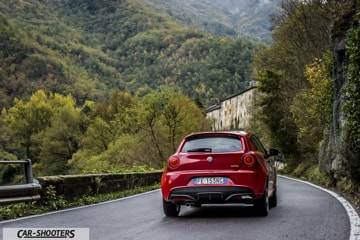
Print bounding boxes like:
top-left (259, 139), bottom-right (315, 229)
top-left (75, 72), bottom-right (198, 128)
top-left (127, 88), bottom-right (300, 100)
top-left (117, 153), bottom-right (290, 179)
top-left (161, 130), bottom-right (280, 217)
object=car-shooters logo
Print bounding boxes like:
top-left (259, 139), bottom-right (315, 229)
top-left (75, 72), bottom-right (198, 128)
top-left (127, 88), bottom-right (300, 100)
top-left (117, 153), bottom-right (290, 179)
top-left (3, 228), bottom-right (89, 240)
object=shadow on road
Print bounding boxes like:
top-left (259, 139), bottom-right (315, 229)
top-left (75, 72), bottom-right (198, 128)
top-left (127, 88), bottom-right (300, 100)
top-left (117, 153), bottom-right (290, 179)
top-left (179, 204), bottom-right (259, 218)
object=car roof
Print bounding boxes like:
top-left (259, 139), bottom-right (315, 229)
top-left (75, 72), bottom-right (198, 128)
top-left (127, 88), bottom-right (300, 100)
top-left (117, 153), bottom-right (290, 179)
top-left (184, 130), bottom-right (250, 139)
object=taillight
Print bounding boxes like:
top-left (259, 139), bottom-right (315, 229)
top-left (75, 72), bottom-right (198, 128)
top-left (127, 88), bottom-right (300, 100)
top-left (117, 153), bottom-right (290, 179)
top-left (242, 154), bottom-right (256, 167)
top-left (168, 156), bottom-right (180, 169)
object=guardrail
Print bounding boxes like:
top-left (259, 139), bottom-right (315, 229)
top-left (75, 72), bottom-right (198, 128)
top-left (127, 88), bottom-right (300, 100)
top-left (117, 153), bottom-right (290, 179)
top-left (37, 171), bottom-right (163, 201)
top-left (1, 160), bottom-right (162, 204)
top-left (0, 159), bottom-right (41, 205)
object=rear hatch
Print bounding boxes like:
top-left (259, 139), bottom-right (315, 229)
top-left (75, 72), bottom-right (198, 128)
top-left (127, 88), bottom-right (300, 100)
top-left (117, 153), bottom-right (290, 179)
top-left (177, 134), bottom-right (245, 171)
top-left (177, 152), bottom-right (244, 171)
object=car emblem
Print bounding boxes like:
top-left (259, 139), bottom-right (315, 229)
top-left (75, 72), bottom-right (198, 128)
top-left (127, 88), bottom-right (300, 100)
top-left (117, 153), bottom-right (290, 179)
top-left (207, 156), bottom-right (213, 163)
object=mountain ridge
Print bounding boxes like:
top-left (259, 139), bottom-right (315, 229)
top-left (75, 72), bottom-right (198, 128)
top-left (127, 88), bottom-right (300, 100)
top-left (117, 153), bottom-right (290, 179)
top-left (0, 0), bottom-right (276, 109)
top-left (139, 0), bottom-right (281, 43)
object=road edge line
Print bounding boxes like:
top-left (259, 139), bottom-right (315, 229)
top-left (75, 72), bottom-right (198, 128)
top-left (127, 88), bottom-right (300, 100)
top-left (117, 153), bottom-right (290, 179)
top-left (0, 189), bottom-right (161, 224)
top-left (280, 175), bottom-right (360, 240)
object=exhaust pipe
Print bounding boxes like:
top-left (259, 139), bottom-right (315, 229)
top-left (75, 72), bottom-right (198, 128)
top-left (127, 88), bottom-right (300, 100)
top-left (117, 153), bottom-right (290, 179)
top-left (185, 202), bottom-right (195, 207)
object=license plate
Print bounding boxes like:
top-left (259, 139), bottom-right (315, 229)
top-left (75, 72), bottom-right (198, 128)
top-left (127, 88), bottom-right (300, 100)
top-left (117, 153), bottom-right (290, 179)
top-left (194, 177), bottom-right (226, 185)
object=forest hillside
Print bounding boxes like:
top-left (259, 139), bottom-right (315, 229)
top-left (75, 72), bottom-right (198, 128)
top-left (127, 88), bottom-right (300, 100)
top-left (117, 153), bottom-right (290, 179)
top-left (139, 0), bottom-right (281, 43)
top-left (2, 0), bottom-right (360, 199)
top-left (0, 0), bottom-right (278, 111)
top-left (0, 0), bottom-right (281, 175)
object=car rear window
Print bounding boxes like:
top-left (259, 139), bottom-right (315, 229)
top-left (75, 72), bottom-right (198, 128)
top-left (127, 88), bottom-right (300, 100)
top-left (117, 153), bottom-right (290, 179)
top-left (181, 136), bottom-right (243, 153)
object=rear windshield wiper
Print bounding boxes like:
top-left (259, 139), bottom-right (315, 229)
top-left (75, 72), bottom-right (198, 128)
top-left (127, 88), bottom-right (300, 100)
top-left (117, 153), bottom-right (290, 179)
top-left (187, 148), bottom-right (212, 152)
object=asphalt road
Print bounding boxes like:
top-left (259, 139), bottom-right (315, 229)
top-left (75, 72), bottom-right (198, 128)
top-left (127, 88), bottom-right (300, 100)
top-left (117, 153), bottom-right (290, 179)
top-left (0, 177), bottom-right (355, 240)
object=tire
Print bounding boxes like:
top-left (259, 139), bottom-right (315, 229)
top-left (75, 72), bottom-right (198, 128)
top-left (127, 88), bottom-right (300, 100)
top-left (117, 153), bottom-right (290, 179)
top-left (254, 185), bottom-right (269, 216)
top-left (163, 199), bottom-right (180, 217)
top-left (269, 187), bottom-right (277, 208)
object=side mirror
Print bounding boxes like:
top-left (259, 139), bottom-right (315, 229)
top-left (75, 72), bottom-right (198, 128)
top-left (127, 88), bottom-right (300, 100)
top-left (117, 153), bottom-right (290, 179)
top-left (269, 148), bottom-right (284, 162)
top-left (269, 148), bottom-right (280, 156)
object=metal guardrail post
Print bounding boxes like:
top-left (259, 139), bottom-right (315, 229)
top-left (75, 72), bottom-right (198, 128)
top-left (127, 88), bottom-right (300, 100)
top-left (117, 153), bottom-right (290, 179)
top-left (0, 159), bottom-right (41, 205)
top-left (24, 159), bottom-right (34, 184)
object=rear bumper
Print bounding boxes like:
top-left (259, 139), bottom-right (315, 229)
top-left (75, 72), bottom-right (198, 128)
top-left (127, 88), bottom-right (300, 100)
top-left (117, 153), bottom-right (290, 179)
top-left (168, 186), bottom-right (257, 205)
top-left (161, 170), bottom-right (267, 202)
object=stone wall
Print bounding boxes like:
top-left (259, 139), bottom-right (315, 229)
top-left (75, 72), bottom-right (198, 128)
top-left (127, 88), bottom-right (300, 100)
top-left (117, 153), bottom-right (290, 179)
top-left (37, 171), bottom-right (162, 201)
top-left (206, 85), bottom-right (257, 130)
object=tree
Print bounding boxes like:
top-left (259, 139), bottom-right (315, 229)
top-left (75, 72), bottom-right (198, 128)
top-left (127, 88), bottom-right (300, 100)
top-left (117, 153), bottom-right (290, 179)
top-left (36, 106), bottom-right (82, 176)
top-left (254, 0), bottom-right (336, 166)
top-left (3, 90), bottom-right (82, 176)
top-left (69, 91), bottom-right (138, 173)
top-left (134, 89), bottom-right (169, 166)
top-left (4, 90), bottom-right (53, 161)
top-left (290, 56), bottom-right (332, 161)
top-left (69, 88), bottom-right (210, 173)
top-left (256, 69), bottom-right (298, 159)
top-left (161, 89), bottom-right (209, 152)
top-left (343, 22), bottom-right (360, 183)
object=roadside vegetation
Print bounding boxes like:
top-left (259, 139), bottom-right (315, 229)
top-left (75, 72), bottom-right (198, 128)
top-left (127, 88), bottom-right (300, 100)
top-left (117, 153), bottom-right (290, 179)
top-left (1, 88), bottom-right (210, 176)
top-left (252, 0), bottom-right (360, 208)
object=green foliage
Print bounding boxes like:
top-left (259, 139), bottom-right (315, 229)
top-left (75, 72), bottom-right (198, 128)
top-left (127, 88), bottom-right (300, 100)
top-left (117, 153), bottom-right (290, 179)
top-left (253, 1), bottom-right (336, 168)
top-left (4, 90), bottom-right (54, 161)
top-left (3, 90), bottom-right (84, 175)
top-left (0, 185), bottom-right (66, 221)
top-left (70, 88), bottom-right (210, 173)
top-left (290, 55), bottom-right (332, 160)
top-left (37, 107), bottom-right (82, 175)
top-left (0, 0), bottom-right (261, 110)
top-left (344, 25), bottom-right (360, 183)
top-left (0, 151), bottom-right (17, 161)
top-left (0, 202), bottom-right (42, 221)
top-left (0, 163), bottom-right (25, 185)
top-left (0, 13), bottom-right (26, 57)
top-left (39, 185), bottom-right (67, 210)
top-left (256, 69), bottom-right (298, 158)
top-left (140, 0), bottom-right (280, 43)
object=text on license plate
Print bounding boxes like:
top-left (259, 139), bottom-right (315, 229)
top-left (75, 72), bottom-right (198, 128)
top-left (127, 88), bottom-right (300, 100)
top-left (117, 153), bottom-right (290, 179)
top-left (194, 177), bottom-right (226, 184)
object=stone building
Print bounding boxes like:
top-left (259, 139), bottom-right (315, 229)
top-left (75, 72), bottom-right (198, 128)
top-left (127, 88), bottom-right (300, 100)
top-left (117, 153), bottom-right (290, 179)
top-left (206, 82), bottom-right (258, 130)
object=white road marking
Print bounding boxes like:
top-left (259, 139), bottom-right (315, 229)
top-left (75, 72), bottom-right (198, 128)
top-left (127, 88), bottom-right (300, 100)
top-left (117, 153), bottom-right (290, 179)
top-left (281, 176), bottom-right (360, 240)
top-left (0, 189), bottom-right (161, 224)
